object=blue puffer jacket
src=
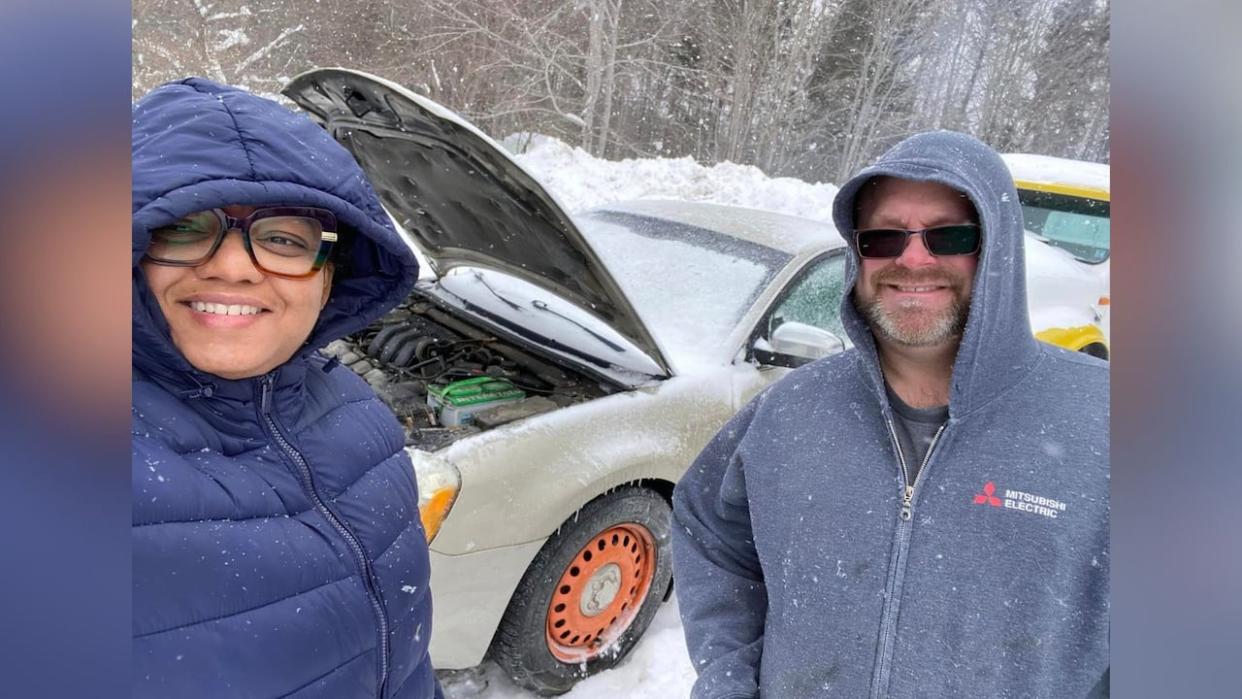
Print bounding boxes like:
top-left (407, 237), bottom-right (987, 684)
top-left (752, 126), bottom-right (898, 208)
top-left (132, 78), bottom-right (441, 699)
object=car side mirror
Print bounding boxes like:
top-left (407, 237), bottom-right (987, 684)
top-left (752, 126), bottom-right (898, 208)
top-left (753, 321), bottom-right (847, 368)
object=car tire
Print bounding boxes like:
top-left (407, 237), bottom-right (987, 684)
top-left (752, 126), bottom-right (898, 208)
top-left (490, 486), bottom-right (673, 695)
top-left (1079, 342), bottom-right (1109, 361)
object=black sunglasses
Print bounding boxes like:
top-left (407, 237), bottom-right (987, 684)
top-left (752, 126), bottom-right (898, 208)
top-left (852, 224), bottom-right (981, 259)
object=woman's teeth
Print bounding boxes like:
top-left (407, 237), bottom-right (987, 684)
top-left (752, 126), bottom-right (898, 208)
top-left (190, 301), bottom-right (262, 316)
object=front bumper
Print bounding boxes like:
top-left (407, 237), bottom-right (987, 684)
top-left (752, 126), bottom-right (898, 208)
top-left (427, 538), bottom-right (547, 669)
top-left (1035, 323), bottom-right (1108, 354)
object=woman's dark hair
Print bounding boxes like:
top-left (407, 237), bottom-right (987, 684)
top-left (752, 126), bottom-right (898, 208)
top-left (328, 226), bottom-right (355, 281)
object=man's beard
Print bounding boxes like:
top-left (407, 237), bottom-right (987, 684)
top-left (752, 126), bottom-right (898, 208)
top-left (859, 268), bottom-right (971, 347)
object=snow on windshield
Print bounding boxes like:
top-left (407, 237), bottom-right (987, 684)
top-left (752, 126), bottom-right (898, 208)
top-left (576, 211), bottom-right (790, 372)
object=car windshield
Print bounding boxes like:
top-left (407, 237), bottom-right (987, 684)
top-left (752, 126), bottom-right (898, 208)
top-left (576, 210), bottom-right (792, 370)
top-left (1017, 189), bottom-right (1110, 264)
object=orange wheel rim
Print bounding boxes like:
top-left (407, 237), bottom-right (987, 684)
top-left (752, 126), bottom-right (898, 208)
top-left (545, 523), bottom-right (657, 663)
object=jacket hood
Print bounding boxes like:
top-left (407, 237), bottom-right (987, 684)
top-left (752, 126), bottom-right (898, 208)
top-left (831, 130), bottom-right (1041, 416)
top-left (132, 78), bottom-right (419, 392)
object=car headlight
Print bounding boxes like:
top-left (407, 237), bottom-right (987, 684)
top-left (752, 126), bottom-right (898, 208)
top-left (1093, 295), bottom-right (1110, 321)
top-left (409, 450), bottom-right (461, 543)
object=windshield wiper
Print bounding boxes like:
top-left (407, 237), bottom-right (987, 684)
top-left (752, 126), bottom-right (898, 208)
top-left (472, 271), bottom-right (523, 311)
top-left (531, 300), bottom-right (625, 352)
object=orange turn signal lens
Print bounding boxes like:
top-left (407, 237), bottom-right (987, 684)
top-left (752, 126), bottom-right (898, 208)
top-left (420, 487), bottom-right (459, 543)
top-left (410, 452), bottom-right (462, 544)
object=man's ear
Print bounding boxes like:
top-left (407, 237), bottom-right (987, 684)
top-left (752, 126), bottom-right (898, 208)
top-left (320, 262), bottom-right (334, 309)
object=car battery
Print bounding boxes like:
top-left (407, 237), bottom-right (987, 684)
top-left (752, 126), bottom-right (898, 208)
top-left (473, 395), bottom-right (559, 429)
top-left (427, 376), bottom-right (527, 427)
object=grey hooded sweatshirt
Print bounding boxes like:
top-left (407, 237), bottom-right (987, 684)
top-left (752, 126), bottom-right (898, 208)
top-left (671, 131), bottom-right (1108, 698)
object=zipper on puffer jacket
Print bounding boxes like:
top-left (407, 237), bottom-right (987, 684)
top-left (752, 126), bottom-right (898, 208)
top-left (869, 417), bottom-right (947, 699)
top-left (258, 373), bottom-right (392, 698)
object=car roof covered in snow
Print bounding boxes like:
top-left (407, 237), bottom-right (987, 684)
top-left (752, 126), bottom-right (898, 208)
top-left (588, 199), bottom-right (843, 257)
top-left (1001, 153), bottom-right (1110, 202)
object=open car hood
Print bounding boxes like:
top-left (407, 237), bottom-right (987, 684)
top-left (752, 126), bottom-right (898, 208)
top-left (284, 68), bottom-right (670, 377)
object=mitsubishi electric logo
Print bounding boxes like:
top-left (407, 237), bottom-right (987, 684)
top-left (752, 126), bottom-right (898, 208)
top-left (973, 481), bottom-right (1067, 519)
top-left (973, 482), bottom-right (1002, 507)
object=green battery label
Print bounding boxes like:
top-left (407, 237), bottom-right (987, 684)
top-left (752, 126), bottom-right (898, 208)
top-left (429, 376), bottom-right (525, 407)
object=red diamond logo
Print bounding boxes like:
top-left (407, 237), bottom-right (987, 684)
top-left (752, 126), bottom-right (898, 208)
top-left (973, 481), bottom-right (1002, 507)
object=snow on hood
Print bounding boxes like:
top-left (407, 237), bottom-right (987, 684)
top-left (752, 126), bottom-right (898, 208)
top-left (1001, 153), bottom-right (1110, 194)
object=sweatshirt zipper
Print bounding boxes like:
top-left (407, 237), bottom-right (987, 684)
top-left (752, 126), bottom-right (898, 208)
top-left (870, 417), bottom-right (946, 699)
top-left (258, 374), bottom-right (391, 698)
top-left (897, 422), bottom-right (946, 521)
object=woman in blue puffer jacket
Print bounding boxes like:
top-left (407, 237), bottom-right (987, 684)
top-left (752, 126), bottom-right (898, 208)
top-left (132, 78), bottom-right (442, 699)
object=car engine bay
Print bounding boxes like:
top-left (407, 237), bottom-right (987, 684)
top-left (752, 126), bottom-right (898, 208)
top-left (322, 297), bottom-right (618, 450)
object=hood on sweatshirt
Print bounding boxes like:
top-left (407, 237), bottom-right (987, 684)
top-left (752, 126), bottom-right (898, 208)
top-left (131, 77), bottom-right (419, 390)
top-left (831, 130), bottom-right (1042, 417)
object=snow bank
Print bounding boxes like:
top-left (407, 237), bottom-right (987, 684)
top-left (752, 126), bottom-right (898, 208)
top-left (503, 133), bottom-right (839, 221)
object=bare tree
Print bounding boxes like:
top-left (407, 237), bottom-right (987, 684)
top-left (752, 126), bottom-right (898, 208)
top-left (1026, 0), bottom-right (1110, 161)
top-left (133, 0), bottom-right (307, 99)
top-left (133, 0), bottom-right (1110, 175)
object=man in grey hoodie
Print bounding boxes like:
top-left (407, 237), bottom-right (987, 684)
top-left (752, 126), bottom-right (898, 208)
top-left (671, 131), bottom-right (1108, 698)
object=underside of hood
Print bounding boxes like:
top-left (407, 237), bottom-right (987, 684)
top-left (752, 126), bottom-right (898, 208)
top-left (283, 68), bottom-right (669, 377)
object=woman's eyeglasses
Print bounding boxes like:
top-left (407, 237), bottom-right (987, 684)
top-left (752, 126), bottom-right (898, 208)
top-left (144, 207), bottom-right (338, 279)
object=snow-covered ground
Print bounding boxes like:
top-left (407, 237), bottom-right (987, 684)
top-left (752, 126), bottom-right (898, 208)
top-left (437, 136), bottom-right (828, 698)
top-left (442, 598), bottom-right (695, 699)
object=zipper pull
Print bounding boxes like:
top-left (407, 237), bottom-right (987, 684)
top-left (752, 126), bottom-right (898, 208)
top-left (260, 374), bottom-right (273, 414)
top-left (900, 485), bottom-right (914, 521)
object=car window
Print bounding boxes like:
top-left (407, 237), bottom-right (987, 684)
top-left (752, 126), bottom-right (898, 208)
top-left (768, 254), bottom-right (848, 340)
top-left (1017, 189), bottom-right (1110, 264)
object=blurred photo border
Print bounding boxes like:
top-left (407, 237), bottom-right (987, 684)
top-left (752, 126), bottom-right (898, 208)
top-left (1111, 1), bottom-right (1242, 695)
top-left (0, 1), bottom-right (132, 694)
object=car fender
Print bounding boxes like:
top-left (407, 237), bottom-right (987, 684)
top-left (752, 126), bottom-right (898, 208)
top-left (428, 371), bottom-right (738, 557)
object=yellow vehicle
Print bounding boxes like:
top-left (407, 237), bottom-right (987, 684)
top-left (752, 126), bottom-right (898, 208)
top-left (1003, 154), bottom-right (1111, 357)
